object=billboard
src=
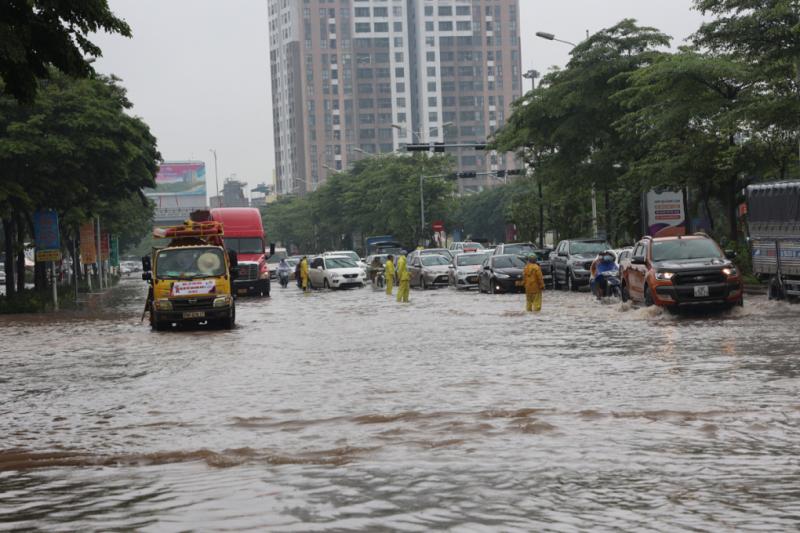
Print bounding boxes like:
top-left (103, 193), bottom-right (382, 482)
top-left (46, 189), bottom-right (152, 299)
top-left (34, 209), bottom-right (62, 262)
top-left (144, 161), bottom-right (208, 222)
top-left (645, 188), bottom-right (686, 236)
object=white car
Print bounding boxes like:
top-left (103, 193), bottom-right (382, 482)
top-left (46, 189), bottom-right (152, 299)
top-left (449, 241), bottom-right (485, 256)
top-left (448, 251), bottom-right (491, 289)
top-left (323, 250), bottom-right (367, 271)
top-left (308, 255), bottom-right (367, 289)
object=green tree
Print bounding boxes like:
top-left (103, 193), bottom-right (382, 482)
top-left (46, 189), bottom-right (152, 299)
top-left (0, 0), bottom-right (131, 103)
top-left (0, 70), bottom-right (159, 296)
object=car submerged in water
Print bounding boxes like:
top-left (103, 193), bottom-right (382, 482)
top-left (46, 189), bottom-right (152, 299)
top-left (478, 254), bottom-right (526, 294)
top-left (448, 251), bottom-right (491, 289)
top-left (621, 234), bottom-right (743, 309)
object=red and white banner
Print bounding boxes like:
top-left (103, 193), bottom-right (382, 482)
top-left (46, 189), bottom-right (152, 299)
top-left (171, 280), bottom-right (217, 296)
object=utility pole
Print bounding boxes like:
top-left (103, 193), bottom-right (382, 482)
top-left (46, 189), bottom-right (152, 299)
top-left (209, 148), bottom-right (220, 207)
top-left (95, 216), bottom-right (103, 290)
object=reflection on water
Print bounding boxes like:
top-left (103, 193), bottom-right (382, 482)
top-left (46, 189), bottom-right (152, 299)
top-left (1, 280), bottom-right (799, 530)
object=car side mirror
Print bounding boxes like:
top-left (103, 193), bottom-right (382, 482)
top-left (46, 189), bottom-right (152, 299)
top-left (724, 250), bottom-right (737, 260)
top-left (317, 266), bottom-right (323, 271)
top-left (631, 256), bottom-right (645, 265)
top-left (558, 251), bottom-right (568, 257)
top-left (141, 255), bottom-right (152, 272)
top-left (142, 272), bottom-right (152, 281)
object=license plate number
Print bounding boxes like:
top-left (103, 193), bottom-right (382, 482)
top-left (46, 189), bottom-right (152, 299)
top-left (183, 311), bottom-right (205, 319)
top-left (694, 285), bottom-right (709, 297)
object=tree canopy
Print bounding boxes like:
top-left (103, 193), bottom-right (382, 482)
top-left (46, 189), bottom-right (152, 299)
top-left (0, 0), bottom-right (131, 103)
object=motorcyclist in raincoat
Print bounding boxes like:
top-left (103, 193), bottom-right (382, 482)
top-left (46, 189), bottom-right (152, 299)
top-left (277, 258), bottom-right (292, 287)
top-left (384, 255), bottom-right (395, 295)
top-left (299, 256), bottom-right (310, 292)
top-left (591, 251), bottom-right (618, 298)
top-left (396, 254), bottom-right (410, 303)
top-left (520, 254), bottom-right (545, 312)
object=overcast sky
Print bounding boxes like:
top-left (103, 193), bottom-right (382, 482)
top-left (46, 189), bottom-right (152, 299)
top-left (93, 1), bottom-right (706, 201)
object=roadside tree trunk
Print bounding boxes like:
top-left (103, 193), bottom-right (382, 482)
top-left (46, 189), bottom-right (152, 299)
top-left (15, 215), bottom-right (25, 294)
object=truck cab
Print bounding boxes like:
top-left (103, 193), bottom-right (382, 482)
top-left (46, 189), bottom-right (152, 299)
top-left (143, 220), bottom-right (237, 330)
top-left (211, 207), bottom-right (271, 297)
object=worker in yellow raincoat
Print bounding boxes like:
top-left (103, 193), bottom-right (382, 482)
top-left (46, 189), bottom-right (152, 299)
top-left (300, 256), bottom-right (310, 292)
top-left (396, 254), bottom-right (410, 303)
top-left (384, 255), bottom-right (395, 295)
top-left (520, 254), bottom-right (545, 312)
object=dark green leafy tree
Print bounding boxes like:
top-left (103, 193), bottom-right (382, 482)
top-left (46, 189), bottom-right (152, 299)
top-left (0, 0), bottom-right (131, 103)
top-left (0, 70), bottom-right (159, 296)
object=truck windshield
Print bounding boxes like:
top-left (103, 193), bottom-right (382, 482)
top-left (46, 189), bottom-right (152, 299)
top-left (156, 248), bottom-right (226, 279)
top-left (224, 238), bottom-right (263, 254)
top-left (652, 239), bottom-right (722, 261)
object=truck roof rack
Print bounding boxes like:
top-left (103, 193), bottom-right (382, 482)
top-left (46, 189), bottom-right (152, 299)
top-left (153, 220), bottom-right (225, 246)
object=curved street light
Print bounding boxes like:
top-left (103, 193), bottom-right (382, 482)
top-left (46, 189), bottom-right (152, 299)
top-left (535, 31), bottom-right (577, 48)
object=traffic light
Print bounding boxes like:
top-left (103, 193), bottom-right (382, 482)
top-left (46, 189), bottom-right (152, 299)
top-left (405, 143), bottom-right (446, 152)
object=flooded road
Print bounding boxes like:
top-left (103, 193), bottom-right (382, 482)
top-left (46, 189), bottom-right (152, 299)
top-left (1, 279), bottom-right (799, 531)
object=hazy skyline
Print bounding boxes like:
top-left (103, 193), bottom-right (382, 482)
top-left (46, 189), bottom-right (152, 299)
top-left (93, 1), bottom-right (706, 202)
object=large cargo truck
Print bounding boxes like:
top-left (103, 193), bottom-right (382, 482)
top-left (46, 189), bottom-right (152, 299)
top-left (211, 207), bottom-right (271, 297)
top-left (746, 181), bottom-right (800, 300)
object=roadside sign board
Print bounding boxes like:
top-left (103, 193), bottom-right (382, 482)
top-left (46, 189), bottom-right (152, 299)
top-left (33, 209), bottom-right (61, 262)
top-left (110, 236), bottom-right (120, 267)
top-left (80, 222), bottom-right (97, 264)
top-left (432, 220), bottom-right (445, 232)
top-left (101, 232), bottom-right (110, 260)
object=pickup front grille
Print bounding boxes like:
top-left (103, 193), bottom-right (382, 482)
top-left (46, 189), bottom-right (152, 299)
top-left (673, 271), bottom-right (725, 286)
top-left (343, 273), bottom-right (359, 279)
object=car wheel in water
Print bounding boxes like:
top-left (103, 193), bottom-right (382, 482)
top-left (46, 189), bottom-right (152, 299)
top-left (644, 284), bottom-right (654, 307)
top-left (221, 306), bottom-right (235, 330)
top-left (566, 270), bottom-right (575, 292)
top-left (621, 281), bottom-right (630, 303)
top-left (553, 269), bottom-right (561, 290)
top-left (490, 279), bottom-right (497, 294)
top-left (324, 279), bottom-right (330, 289)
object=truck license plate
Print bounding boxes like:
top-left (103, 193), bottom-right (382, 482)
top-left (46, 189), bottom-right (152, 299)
top-left (694, 285), bottom-right (709, 297)
top-left (183, 311), bottom-right (205, 319)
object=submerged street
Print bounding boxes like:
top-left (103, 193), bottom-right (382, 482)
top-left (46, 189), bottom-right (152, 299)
top-left (1, 280), bottom-right (799, 530)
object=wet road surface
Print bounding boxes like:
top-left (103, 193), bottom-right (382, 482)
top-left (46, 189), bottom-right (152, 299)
top-left (1, 279), bottom-right (799, 531)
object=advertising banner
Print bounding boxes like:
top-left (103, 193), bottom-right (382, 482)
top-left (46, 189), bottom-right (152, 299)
top-left (33, 209), bottom-right (61, 262)
top-left (149, 162), bottom-right (207, 195)
top-left (646, 189), bottom-right (686, 236)
top-left (80, 222), bottom-right (97, 265)
top-left (171, 280), bottom-right (217, 296)
top-left (100, 232), bottom-right (110, 260)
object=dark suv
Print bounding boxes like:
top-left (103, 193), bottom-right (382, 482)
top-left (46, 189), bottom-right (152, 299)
top-left (621, 234), bottom-right (743, 308)
top-left (551, 239), bottom-right (611, 291)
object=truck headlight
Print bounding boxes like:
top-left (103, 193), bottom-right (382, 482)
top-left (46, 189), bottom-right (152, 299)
top-left (213, 295), bottom-right (232, 307)
top-left (722, 267), bottom-right (737, 277)
top-left (154, 299), bottom-right (172, 311)
top-left (655, 271), bottom-right (675, 281)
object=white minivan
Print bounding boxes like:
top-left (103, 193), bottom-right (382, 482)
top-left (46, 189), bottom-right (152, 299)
top-left (308, 255), bottom-right (367, 289)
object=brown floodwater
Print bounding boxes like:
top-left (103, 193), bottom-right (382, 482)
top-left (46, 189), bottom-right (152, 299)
top-left (1, 279), bottom-right (799, 531)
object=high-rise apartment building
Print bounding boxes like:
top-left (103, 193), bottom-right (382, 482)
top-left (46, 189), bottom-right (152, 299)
top-left (269, 0), bottom-right (522, 195)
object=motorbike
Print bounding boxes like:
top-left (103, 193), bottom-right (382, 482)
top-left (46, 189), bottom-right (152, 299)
top-left (595, 270), bottom-right (622, 301)
top-left (373, 270), bottom-right (386, 289)
top-left (278, 269), bottom-right (290, 288)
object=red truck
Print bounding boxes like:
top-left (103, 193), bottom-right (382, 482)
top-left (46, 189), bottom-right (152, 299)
top-left (210, 207), bottom-right (271, 297)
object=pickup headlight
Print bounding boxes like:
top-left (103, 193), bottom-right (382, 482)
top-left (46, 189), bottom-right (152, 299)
top-left (495, 273), bottom-right (510, 279)
top-left (154, 299), bottom-right (172, 311)
top-left (655, 271), bottom-right (675, 281)
top-left (722, 267), bottom-right (738, 277)
top-left (331, 273), bottom-right (340, 280)
top-left (213, 295), bottom-right (232, 308)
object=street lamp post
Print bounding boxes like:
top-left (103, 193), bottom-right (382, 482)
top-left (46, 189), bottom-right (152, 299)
top-left (209, 148), bottom-right (220, 207)
top-left (535, 30), bottom-right (598, 238)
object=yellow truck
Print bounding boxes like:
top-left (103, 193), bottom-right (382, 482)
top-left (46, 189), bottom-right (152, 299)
top-left (142, 218), bottom-right (237, 330)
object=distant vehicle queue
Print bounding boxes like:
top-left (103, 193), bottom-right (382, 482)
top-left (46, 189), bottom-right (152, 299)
top-left (277, 229), bottom-right (744, 313)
